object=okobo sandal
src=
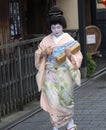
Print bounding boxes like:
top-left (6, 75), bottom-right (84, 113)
top-left (66, 124), bottom-right (77, 130)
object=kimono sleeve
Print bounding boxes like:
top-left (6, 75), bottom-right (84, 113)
top-left (70, 50), bottom-right (83, 69)
top-left (34, 38), bottom-right (47, 69)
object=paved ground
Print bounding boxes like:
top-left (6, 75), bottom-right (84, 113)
top-left (74, 71), bottom-right (106, 130)
top-left (0, 55), bottom-right (106, 130)
top-left (1, 69), bottom-right (106, 130)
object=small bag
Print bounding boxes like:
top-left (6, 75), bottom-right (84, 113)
top-left (56, 42), bottom-right (80, 64)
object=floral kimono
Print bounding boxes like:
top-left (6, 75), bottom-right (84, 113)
top-left (34, 33), bottom-right (83, 128)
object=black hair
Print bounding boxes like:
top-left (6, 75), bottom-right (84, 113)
top-left (47, 6), bottom-right (67, 30)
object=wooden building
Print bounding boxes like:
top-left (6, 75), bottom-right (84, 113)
top-left (0, 0), bottom-right (106, 120)
top-left (0, 0), bottom-right (56, 45)
top-left (0, 0), bottom-right (106, 53)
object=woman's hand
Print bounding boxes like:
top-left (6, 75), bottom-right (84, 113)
top-left (65, 46), bottom-right (77, 66)
top-left (41, 46), bottom-right (53, 57)
top-left (46, 46), bottom-right (53, 55)
top-left (65, 46), bottom-right (72, 58)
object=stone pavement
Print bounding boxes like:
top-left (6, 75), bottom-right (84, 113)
top-left (0, 55), bottom-right (106, 130)
top-left (74, 71), bottom-right (106, 130)
top-left (2, 69), bottom-right (106, 130)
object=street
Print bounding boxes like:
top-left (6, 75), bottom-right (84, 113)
top-left (3, 70), bottom-right (106, 130)
top-left (74, 71), bottom-right (106, 130)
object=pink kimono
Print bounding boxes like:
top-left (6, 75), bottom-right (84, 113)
top-left (34, 33), bottom-right (83, 128)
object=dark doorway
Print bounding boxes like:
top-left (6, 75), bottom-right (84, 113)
top-left (26, 0), bottom-right (46, 34)
top-left (96, 9), bottom-right (106, 55)
top-left (85, 0), bottom-right (96, 26)
top-left (26, 0), bottom-right (56, 36)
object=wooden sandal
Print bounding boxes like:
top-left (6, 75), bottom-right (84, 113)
top-left (66, 124), bottom-right (77, 130)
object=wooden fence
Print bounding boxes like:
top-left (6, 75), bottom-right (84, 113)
top-left (0, 29), bottom-right (79, 122)
top-left (0, 37), bottom-right (43, 121)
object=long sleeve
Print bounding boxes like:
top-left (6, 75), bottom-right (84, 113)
top-left (34, 39), bottom-right (47, 91)
top-left (66, 50), bottom-right (83, 86)
top-left (70, 50), bottom-right (83, 69)
top-left (34, 38), bottom-right (47, 69)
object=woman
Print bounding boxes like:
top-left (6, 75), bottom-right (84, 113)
top-left (34, 6), bottom-right (83, 130)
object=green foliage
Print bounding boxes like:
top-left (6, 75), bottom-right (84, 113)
top-left (87, 53), bottom-right (96, 77)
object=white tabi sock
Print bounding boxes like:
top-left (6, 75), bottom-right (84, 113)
top-left (53, 127), bottom-right (58, 130)
top-left (67, 119), bottom-right (74, 130)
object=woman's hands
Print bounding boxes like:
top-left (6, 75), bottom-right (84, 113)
top-left (41, 46), bottom-right (53, 57)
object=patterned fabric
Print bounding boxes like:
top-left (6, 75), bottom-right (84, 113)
top-left (41, 62), bottom-right (75, 128)
top-left (52, 40), bottom-right (77, 57)
top-left (34, 33), bottom-right (83, 128)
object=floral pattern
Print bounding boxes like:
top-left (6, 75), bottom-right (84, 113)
top-left (41, 62), bottom-right (75, 127)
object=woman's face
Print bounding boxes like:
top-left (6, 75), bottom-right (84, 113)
top-left (51, 24), bottom-right (63, 37)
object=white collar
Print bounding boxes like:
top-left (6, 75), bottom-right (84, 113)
top-left (52, 33), bottom-right (64, 43)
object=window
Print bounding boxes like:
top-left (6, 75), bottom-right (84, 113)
top-left (9, 0), bottom-right (21, 40)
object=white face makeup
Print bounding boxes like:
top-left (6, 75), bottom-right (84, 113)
top-left (51, 24), bottom-right (63, 37)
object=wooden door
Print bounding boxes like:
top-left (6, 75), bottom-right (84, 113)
top-left (96, 9), bottom-right (106, 55)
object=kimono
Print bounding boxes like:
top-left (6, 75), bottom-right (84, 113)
top-left (34, 33), bottom-right (83, 128)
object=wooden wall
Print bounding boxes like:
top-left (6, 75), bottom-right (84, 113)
top-left (0, 0), bottom-right (56, 44)
top-left (85, 0), bottom-right (91, 26)
top-left (0, 0), bottom-right (10, 44)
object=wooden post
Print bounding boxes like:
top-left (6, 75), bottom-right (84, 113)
top-left (78, 0), bottom-right (87, 78)
top-left (18, 46), bottom-right (24, 110)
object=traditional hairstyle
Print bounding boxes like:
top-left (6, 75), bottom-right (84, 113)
top-left (47, 6), bottom-right (67, 30)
